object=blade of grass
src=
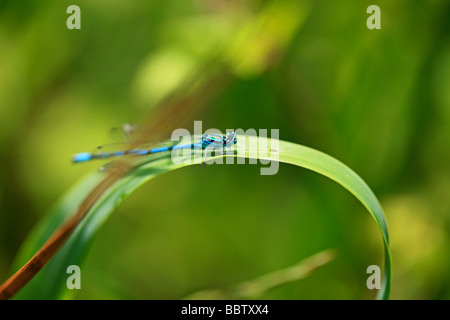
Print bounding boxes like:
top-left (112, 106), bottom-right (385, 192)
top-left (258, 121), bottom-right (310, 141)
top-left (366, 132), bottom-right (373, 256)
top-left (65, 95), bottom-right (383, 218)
top-left (5, 135), bottom-right (391, 300)
top-left (183, 248), bottom-right (337, 299)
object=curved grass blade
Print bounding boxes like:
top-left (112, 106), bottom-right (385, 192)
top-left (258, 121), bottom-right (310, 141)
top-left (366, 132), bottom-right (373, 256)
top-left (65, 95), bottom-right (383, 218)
top-left (184, 248), bottom-right (337, 299)
top-left (7, 135), bottom-right (391, 299)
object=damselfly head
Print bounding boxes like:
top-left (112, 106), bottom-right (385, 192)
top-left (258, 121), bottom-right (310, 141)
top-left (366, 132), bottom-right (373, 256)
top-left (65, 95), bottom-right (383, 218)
top-left (225, 131), bottom-right (237, 146)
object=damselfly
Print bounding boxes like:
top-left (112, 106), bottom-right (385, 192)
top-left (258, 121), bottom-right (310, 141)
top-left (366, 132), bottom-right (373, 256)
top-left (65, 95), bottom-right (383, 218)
top-left (72, 131), bottom-right (237, 164)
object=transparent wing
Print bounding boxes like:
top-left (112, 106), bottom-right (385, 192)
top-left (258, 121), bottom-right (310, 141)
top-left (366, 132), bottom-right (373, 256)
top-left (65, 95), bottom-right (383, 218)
top-left (109, 123), bottom-right (158, 142)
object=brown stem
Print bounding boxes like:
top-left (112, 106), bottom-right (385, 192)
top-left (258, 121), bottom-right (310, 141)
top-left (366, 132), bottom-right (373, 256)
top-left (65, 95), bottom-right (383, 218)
top-left (0, 170), bottom-right (125, 300)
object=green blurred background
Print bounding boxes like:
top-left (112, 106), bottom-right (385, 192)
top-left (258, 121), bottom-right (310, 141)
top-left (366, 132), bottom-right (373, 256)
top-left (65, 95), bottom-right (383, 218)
top-left (0, 0), bottom-right (449, 299)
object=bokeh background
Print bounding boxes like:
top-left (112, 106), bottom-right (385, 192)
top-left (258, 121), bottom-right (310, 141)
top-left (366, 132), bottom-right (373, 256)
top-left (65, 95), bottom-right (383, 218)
top-left (0, 0), bottom-right (449, 299)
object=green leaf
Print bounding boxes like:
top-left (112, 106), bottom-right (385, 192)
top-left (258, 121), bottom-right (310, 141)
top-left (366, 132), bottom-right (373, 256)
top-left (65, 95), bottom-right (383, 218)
top-left (12, 135), bottom-right (391, 299)
top-left (184, 248), bottom-right (337, 299)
